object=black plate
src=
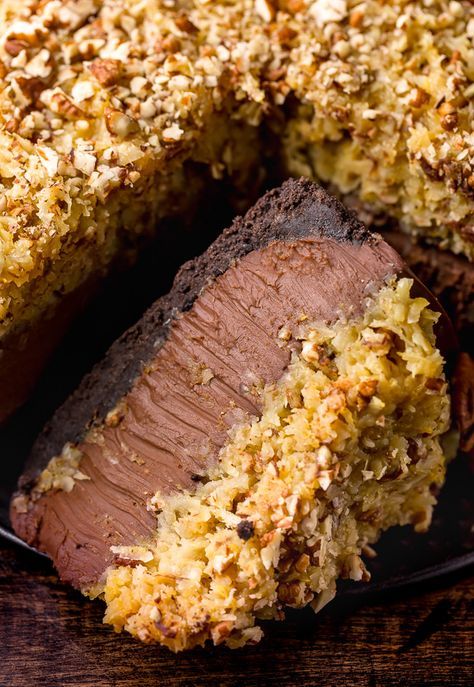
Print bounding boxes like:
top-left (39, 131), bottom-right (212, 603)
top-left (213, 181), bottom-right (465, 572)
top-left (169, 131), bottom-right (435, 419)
top-left (1, 192), bottom-right (473, 596)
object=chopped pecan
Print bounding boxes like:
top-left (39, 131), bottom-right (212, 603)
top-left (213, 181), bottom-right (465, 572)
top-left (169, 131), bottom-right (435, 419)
top-left (51, 92), bottom-right (85, 120)
top-left (438, 101), bottom-right (458, 131)
top-left (105, 108), bottom-right (139, 137)
top-left (278, 26), bottom-right (297, 45)
top-left (410, 87), bottom-right (430, 108)
top-left (349, 10), bottom-right (364, 28)
top-left (14, 76), bottom-right (46, 104)
top-left (279, 0), bottom-right (305, 12)
top-left (175, 14), bottom-right (198, 34)
top-left (441, 112), bottom-right (458, 131)
top-left (89, 58), bottom-right (122, 87)
top-left (278, 580), bottom-right (309, 607)
top-left (255, 0), bottom-right (276, 22)
top-left (358, 379), bottom-right (378, 398)
top-left (211, 621), bottom-right (233, 644)
top-left (5, 38), bottom-right (30, 57)
top-left (160, 35), bottom-right (181, 53)
top-left (4, 118), bottom-right (20, 133)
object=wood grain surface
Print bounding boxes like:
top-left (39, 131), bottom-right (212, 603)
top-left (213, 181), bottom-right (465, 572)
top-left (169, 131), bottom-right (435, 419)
top-left (1, 541), bottom-right (472, 687)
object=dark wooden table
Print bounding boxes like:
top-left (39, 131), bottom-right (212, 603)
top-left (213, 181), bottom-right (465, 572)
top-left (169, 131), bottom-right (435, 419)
top-left (1, 541), bottom-right (472, 687)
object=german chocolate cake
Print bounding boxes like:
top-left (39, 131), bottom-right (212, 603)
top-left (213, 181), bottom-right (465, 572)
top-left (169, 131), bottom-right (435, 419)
top-left (11, 179), bottom-right (454, 651)
top-left (0, 0), bottom-right (473, 419)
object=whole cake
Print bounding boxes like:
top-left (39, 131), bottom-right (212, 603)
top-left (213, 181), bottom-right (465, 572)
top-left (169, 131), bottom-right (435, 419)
top-left (12, 179), bottom-right (453, 651)
top-left (0, 0), bottom-right (473, 419)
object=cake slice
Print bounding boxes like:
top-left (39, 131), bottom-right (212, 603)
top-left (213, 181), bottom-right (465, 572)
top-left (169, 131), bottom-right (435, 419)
top-left (0, 0), bottom-right (472, 420)
top-left (11, 179), bottom-right (453, 651)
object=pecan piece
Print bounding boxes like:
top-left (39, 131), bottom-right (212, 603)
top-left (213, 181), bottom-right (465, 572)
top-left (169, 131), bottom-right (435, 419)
top-left (175, 14), bottom-right (198, 34)
top-left (105, 108), bottom-right (139, 137)
top-left (89, 58), bottom-right (122, 87)
top-left (5, 38), bottom-right (30, 56)
top-left (51, 92), bottom-right (85, 120)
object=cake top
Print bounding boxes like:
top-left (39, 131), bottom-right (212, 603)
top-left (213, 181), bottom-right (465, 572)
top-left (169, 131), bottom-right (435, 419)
top-left (0, 0), bottom-right (473, 327)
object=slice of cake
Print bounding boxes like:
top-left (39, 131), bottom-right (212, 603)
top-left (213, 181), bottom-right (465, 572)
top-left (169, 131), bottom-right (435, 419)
top-left (11, 179), bottom-right (453, 651)
top-left (0, 0), bottom-right (472, 419)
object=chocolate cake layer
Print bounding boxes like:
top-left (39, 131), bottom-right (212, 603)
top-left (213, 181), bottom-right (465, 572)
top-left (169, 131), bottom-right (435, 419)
top-left (11, 179), bottom-right (451, 593)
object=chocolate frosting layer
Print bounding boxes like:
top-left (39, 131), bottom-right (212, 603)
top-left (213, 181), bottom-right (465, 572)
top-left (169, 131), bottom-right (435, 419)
top-left (12, 179), bottom-right (444, 589)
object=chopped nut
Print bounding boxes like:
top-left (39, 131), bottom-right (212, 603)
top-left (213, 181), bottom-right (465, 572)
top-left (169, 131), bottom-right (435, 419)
top-left (160, 36), bottom-right (181, 53)
top-left (441, 112), bottom-right (458, 131)
top-left (317, 469), bottom-right (335, 491)
top-left (295, 553), bottom-right (310, 573)
top-left (358, 379), bottom-right (378, 398)
top-left (37, 145), bottom-right (60, 176)
top-left (175, 14), bottom-right (199, 34)
top-left (255, 0), bottom-right (276, 22)
top-left (212, 552), bottom-right (235, 573)
top-left (51, 92), bottom-right (86, 120)
top-left (342, 553), bottom-right (370, 582)
top-left (362, 108), bottom-right (379, 120)
top-left (438, 101), bottom-right (458, 130)
top-left (162, 124), bottom-right (184, 142)
top-left (316, 445), bottom-right (332, 469)
top-left (14, 75), bottom-right (45, 104)
top-left (71, 80), bottom-right (95, 103)
top-left (301, 340), bottom-right (320, 363)
top-left (349, 9), bottom-right (364, 28)
top-left (278, 26), bottom-right (297, 44)
top-left (310, 0), bottom-right (348, 27)
top-left (211, 621), bottom-right (233, 644)
top-left (105, 108), bottom-right (140, 137)
top-left (90, 58), bottom-right (123, 87)
top-left (410, 88), bottom-right (430, 108)
top-left (5, 38), bottom-right (30, 57)
top-left (278, 580), bottom-right (309, 607)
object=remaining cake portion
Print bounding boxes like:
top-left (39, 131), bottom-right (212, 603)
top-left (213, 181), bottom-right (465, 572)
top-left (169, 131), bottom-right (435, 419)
top-left (0, 0), bottom-right (472, 420)
top-left (12, 179), bottom-right (452, 651)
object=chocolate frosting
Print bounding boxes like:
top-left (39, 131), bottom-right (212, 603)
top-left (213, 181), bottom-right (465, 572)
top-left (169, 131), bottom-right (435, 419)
top-left (12, 179), bottom-right (447, 589)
